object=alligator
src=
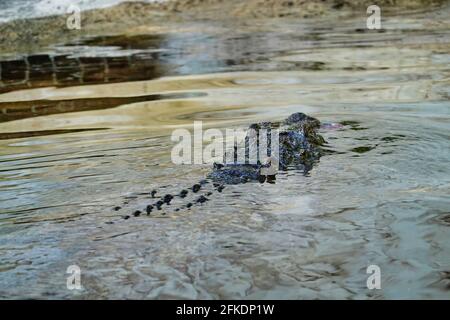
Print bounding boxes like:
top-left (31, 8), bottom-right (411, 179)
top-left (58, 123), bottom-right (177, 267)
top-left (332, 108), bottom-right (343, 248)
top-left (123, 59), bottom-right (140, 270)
top-left (114, 112), bottom-right (329, 219)
top-left (207, 112), bottom-right (325, 184)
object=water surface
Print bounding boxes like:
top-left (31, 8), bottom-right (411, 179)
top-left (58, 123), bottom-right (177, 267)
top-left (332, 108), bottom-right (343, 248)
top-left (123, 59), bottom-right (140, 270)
top-left (0, 7), bottom-right (449, 299)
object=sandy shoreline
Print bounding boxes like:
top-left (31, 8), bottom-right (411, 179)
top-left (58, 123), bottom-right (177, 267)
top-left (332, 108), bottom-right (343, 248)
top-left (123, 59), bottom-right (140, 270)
top-left (0, 0), bottom-right (446, 57)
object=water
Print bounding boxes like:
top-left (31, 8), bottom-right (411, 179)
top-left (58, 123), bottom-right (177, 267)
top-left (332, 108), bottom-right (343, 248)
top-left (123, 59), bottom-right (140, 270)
top-left (0, 6), bottom-right (449, 299)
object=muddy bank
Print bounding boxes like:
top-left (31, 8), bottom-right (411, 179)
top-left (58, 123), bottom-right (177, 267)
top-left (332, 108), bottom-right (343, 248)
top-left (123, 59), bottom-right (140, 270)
top-left (0, 0), bottom-right (446, 57)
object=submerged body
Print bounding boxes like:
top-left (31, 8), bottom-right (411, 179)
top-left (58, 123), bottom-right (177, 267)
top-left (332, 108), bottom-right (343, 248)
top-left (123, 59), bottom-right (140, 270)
top-left (117, 112), bottom-right (326, 218)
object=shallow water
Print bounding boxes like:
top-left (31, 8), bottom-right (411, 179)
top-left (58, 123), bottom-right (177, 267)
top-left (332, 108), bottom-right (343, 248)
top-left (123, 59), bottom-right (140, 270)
top-left (0, 6), bottom-right (449, 299)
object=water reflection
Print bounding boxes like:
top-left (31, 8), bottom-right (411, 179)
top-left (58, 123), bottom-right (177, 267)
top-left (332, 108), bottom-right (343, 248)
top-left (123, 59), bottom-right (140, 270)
top-left (0, 50), bottom-right (169, 94)
top-left (0, 91), bottom-right (206, 123)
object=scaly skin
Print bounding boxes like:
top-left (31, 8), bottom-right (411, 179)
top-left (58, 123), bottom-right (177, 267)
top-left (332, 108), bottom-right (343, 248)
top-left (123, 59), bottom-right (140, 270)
top-left (115, 112), bottom-right (326, 219)
top-left (208, 112), bottom-right (325, 184)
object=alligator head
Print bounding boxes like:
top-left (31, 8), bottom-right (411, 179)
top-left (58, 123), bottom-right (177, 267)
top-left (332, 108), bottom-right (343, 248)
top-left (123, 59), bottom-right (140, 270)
top-left (208, 112), bottom-right (326, 184)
